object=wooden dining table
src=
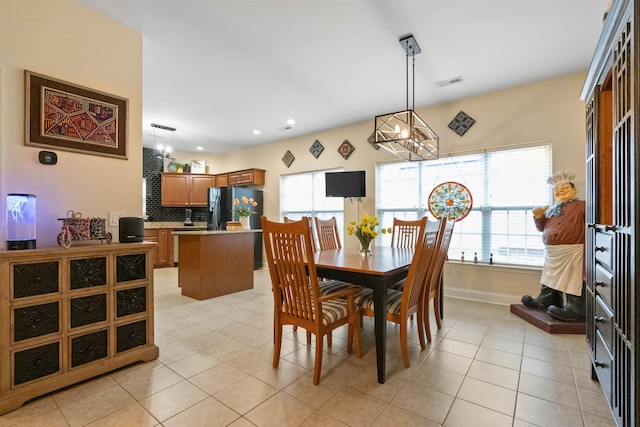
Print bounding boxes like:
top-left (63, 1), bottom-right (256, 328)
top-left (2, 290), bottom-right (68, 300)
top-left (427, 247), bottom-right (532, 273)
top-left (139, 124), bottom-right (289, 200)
top-left (314, 246), bottom-right (415, 384)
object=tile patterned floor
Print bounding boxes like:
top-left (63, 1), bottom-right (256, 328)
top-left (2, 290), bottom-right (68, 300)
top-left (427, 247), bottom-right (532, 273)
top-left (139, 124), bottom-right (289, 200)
top-left (0, 268), bottom-right (616, 426)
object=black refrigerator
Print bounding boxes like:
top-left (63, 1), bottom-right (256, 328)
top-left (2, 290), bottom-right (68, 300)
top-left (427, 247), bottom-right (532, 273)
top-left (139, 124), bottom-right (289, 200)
top-left (207, 187), bottom-right (263, 269)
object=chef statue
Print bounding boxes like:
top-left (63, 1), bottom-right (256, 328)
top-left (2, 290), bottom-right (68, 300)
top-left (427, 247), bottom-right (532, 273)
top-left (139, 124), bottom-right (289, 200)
top-left (521, 171), bottom-right (586, 322)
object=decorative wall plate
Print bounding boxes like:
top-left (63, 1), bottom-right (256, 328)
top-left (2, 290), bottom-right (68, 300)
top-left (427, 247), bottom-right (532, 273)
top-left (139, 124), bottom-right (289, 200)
top-left (282, 150), bottom-right (295, 168)
top-left (309, 140), bottom-right (324, 158)
top-left (447, 111), bottom-right (476, 136)
top-left (338, 139), bottom-right (355, 160)
top-left (428, 181), bottom-right (473, 220)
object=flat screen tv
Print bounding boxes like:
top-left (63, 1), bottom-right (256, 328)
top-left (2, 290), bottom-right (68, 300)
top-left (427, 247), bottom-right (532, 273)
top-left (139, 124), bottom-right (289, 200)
top-left (325, 171), bottom-right (366, 198)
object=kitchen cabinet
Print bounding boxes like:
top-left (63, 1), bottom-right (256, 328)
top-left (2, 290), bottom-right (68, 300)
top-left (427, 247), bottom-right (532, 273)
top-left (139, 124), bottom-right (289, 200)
top-left (143, 228), bottom-right (174, 268)
top-left (228, 169), bottom-right (265, 186)
top-left (161, 173), bottom-right (215, 207)
top-left (215, 173), bottom-right (229, 187)
top-left (581, 1), bottom-right (638, 425)
top-left (0, 243), bottom-right (158, 415)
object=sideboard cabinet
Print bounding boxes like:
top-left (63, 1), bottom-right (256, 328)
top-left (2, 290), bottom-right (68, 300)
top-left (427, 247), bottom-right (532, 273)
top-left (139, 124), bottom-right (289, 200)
top-left (0, 242), bottom-right (159, 415)
top-left (581, 1), bottom-right (638, 425)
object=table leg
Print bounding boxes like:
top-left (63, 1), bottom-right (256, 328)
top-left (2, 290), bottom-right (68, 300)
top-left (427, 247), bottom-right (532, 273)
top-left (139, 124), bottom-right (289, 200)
top-left (373, 284), bottom-right (388, 383)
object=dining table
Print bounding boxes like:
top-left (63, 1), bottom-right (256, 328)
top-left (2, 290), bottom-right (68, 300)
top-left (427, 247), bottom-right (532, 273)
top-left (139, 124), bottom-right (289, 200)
top-left (314, 246), bottom-right (415, 384)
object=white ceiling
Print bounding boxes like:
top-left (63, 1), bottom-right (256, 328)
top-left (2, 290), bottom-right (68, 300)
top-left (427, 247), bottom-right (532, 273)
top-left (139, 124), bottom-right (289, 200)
top-left (78, 0), bottom-right (610, 154)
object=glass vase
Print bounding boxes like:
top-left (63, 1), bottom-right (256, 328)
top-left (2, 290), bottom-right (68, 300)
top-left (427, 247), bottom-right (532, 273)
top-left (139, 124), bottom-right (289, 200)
top-left (358, 237), bottom-right (372, 256)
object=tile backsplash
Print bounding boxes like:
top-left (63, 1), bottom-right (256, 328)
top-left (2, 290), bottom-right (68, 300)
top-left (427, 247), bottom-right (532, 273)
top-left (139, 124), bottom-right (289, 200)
top-left (143, 148), bottom-right (208, 223)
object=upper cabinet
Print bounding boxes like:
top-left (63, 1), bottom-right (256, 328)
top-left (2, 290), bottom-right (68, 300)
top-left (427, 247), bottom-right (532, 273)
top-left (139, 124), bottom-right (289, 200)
top-left (228, 169), bottom-right (265, 186)
top-left (161, 173), bottom-right (215, 207)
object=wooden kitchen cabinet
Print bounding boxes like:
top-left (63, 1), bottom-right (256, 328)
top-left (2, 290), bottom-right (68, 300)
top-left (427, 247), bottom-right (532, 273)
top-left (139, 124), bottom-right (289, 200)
top-left (215, 173), bottom-right (229, 187)
top-left (161, 173), bottom-right (215, 207)
top-left (144, 228), bottom-right (174, 268)
top-left (228, 169), bottom-right (265, 186)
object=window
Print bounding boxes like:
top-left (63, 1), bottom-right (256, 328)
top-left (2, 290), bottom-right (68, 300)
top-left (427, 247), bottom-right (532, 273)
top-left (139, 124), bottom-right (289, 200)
top-left (280, 169), bottom-right (344, 233)
top-left (376, 144), bottom-right (552, 266)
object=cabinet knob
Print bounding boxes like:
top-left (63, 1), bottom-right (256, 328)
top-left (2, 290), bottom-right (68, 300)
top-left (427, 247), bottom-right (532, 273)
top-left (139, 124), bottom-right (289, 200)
top-left (594, 246), bottom-right (605, 252)
top-left (594, 361), bottom-right (606, 368)
top-left (605, 225), bottom-right (617, 232)
top-left (594, 316), bottom-right (604, 323)
top-left (86, 307), bottom-right (93, 313)
top-left (594, 281), bottom-right (605, 287)
top-left (34, 358), bottom-right (42, 366)
top-left (87, 345), bottom-right (95, 351)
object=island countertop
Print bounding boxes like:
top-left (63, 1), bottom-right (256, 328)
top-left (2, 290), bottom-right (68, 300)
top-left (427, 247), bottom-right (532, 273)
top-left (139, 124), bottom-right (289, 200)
top-left (172, 229), bottom-right (262, 235)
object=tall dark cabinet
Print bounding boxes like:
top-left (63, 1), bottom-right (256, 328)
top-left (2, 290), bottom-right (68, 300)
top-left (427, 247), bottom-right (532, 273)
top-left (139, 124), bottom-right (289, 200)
top-left (581, 1), bottom-right (638, 426)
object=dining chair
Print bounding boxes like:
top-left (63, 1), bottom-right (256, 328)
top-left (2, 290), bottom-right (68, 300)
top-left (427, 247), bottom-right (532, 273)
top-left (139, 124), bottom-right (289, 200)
top-left (423, 218), bottom-right (455, 342)
top-left (355, 217), bottom-right (441, 368)
top-left (315, 217), bottom-right (342, 250)
top-left (391, 218), bottom-right (423, 249)
top-left (261, 216), bottom-right (361, 384)
top-left (284, 216), bottom-right (318, 252)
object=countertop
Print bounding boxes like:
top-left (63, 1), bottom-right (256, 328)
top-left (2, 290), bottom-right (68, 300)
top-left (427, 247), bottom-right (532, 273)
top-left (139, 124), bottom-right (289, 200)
top-left (144, 222), bottom-right (207, 230)
top-left (172, 229), bottom-right (262, 235)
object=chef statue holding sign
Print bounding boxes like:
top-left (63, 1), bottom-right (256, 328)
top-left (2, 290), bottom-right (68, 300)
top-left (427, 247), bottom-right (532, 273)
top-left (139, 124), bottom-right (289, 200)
top-left (521, 171), bottom-right (586, 322)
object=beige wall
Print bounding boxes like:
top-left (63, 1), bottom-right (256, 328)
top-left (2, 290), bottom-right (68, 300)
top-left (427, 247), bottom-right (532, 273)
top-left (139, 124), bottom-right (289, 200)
top-left (0, 0), bottom-right (142, 246)
top-left (183, 73), bottom-right (587, 304)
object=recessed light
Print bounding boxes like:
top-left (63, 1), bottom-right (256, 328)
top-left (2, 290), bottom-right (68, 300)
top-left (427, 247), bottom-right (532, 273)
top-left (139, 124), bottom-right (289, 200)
top-left (286, 119), bottom-right (295, 125)
top-left (253, 130), bottom-right (261, 135)
top-left (196, 146), bottom-right (203, 151)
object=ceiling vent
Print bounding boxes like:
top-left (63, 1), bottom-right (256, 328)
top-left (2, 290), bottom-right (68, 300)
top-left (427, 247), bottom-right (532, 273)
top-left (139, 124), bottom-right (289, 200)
top-left (435, 76), bottom-right (464, 87)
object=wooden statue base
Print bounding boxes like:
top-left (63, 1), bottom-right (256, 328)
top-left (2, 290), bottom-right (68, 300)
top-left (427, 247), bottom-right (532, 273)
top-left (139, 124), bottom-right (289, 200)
top-left (510, 304), bottom-right (585, 334)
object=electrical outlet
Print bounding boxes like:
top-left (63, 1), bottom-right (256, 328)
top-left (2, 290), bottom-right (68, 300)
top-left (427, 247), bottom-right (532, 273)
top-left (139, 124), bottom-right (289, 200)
top-left (108, 211), bottom-right (125, 227)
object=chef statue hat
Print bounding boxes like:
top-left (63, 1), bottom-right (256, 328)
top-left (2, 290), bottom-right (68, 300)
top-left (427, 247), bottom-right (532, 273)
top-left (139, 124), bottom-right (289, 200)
top-left (546, 171), bottom-right (576, 186)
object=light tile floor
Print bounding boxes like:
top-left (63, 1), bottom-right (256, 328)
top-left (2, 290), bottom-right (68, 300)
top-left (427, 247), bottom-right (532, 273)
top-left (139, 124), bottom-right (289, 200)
top-left (0, 268), bottom-right (616, 427)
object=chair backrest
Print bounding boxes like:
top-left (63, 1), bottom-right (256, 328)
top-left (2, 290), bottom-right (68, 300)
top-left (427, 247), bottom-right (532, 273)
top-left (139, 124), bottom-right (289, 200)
top-left (315, 217), bottom-right (342, 250)
top-left (391, 218), bottom-right (423, 248)
top-left (262, 216), bottom-right (320, 323)
top-left (399, 217), bottom-right (442, 315)
top-left (284, 216), bottom-right (317, 252)
top-left (427, 218), bottom-right (455, 296)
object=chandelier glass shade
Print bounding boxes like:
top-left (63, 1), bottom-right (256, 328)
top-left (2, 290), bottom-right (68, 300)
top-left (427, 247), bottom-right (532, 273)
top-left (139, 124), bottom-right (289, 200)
top-left (151, 123), bottom-right (176, 159)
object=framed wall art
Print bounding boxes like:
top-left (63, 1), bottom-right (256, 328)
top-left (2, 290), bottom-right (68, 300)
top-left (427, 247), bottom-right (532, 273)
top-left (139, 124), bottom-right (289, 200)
top-left (25, 71), bottom-right (128, 159)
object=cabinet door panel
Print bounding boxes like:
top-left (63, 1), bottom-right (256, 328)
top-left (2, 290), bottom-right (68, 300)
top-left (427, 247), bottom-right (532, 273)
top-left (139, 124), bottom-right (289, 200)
top-left (161, 174), bottom-right (189, 206)
top-left (13, 342), bottom-right (60, 385)
top-left (70, 293), bottom-right (107, 328)
top-left (71, 330), bottom-right (108, 368)
top-left (116, 320), bottom-right (147, 353)
top-left (14, 302), bottom-right (60, 341)
top-left (190, 175), bottom-right (215, 206)
top-left (116, 254), bottom-right (147, 283)
top-left (70, 257), bottom-right (107, 290)
top-left (13, 262), bottom-right (59, 298)
top-left (116, 287), bottom-right (147, 317)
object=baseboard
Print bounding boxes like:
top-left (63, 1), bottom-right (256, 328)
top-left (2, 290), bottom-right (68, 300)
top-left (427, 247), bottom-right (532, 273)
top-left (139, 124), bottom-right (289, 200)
top-left (444, 287), bottom-right (523, 306)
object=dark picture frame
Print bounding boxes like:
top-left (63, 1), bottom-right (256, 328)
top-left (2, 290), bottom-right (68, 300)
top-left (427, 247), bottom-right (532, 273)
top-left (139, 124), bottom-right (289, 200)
top-left (25, 71), bottom-right (128, 159)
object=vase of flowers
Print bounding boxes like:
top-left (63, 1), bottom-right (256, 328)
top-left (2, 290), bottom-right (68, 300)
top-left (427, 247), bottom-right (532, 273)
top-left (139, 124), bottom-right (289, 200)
top-left (232, 196), bottom-right (258, 230)
top-left (347, 213), bottom-right (391, 256)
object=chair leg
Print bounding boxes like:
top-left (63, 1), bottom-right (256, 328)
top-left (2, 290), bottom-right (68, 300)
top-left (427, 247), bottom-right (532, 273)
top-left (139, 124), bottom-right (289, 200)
top-left (273, 324), bottom-right (283, 368)
top-left (434, 294), bottom-right (442, 329)
top-left (313, 334), bottom-right (324, 385)
top-left (399, 322), bottom-right (410, 368)
top-left (327, 331), bottom-right (332, 347)
top-left (416, 307), bottom-right (426, 350)
top-left (423, 298), bottom-right (432, 343)
top-left (306, 331), bottom-right (312, 345)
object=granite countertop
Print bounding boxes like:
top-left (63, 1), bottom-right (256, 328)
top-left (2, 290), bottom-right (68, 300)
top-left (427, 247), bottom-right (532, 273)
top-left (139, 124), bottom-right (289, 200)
top-left (172, 229), bottom-right (262, 235)
top-left (144, 222), bottom-right (207, 229)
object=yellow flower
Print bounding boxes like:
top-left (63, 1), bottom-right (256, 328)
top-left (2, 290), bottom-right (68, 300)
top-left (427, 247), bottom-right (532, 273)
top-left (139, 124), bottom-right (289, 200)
top-left (241, 196), bottom-right (248, 204)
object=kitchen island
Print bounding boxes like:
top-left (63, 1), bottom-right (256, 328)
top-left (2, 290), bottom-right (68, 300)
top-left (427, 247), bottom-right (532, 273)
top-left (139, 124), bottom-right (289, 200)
top-left (173, 229), bottom-right (261, 300)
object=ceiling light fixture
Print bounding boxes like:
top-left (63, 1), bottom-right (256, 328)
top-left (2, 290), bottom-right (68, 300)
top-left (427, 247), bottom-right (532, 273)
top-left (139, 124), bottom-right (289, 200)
top-left (374, 34), bottom-right (439, 161)
top-left (286, 119), bottom-right (296, 125)
top-left (253, 130), bottom-right (261, 135)
top-left (151, 123), bottom-right (176, 158)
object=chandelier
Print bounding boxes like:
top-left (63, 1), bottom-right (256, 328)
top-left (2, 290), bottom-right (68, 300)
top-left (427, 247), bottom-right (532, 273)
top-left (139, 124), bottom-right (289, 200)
top-left (151, 123), bottom-right (176, 159)
top-left (374, 35), bottom-right (439, 161)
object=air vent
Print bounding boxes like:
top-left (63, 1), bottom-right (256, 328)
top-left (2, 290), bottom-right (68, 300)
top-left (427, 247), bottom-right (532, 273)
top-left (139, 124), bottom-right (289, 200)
top-left (435, 76), bottom-right (464, 87)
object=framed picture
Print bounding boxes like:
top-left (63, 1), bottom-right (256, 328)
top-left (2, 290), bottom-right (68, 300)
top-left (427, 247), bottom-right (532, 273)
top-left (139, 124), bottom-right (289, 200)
top-left (25, 71), bottom-right (128, 159)
top-left (191, 160), bottom-right (206, 173)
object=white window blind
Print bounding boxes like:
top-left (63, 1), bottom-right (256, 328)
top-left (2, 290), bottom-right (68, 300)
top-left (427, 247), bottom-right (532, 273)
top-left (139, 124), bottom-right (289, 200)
top-left (376, 144), bottom-right (552, 266)
top-left (280, 169), bottom-right (344, 232)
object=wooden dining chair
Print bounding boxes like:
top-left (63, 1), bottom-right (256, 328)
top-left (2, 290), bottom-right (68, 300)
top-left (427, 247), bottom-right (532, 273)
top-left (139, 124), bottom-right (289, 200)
top-left (355, 217), bottom-right (441, 368)
top-left (284, 216), bottom-right (318, 252)
top-left (391, 218), bottom-right (423, 249)
top-left (261, 216), bottom-right (361, 385)
top-left (422, 218), bottom-right (455, 342)
top-left (315, 217), bottom-right (342, 250)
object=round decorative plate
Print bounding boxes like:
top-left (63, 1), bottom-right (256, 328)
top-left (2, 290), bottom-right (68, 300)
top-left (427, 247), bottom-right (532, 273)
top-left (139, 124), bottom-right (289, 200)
top-left (428, 181), bottom-right (473, 221)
